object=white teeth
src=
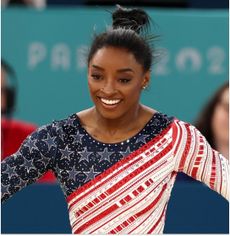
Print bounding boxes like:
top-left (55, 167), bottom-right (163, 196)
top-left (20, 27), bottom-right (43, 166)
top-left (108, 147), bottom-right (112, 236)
top-left (101, 98), bottom-right (121, 105)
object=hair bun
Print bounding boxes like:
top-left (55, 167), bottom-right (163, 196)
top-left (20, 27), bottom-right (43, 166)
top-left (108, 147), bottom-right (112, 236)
top-left (112, 5), bottom-right (150, 34)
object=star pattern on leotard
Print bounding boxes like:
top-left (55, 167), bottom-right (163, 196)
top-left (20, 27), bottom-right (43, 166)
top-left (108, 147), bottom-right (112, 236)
top-left (60, 146), bottom-right (74, 161)
top-left (98, 147), bottom-right (114, 162)
top-left (19, 177), bottom-right (29, 187)
top-left (56, 125), bottom-right (65, 140)
top-left (25, 138), bottom-right (37, 152)
top-left (1, 184), bottom-right (9, 198)
top-left (68, 165), bottom-right (81, 181)
top-left (65, 117), bottom-right (76, 127)
top-left (135, 134), bottom-right (150, 144)
top-left (44, 133), bottom-right (56, 151)
top-left (79, 147), bottom-right (91, 163)
top-left (71, 130), bottom-right (84, 144)
top-left (84, 166), bottom-right (101, 183)
top-left (120, 146), bottom-right (131, 157)
top-left (23, 158), bottom-right (35, 173)
top-left (5, 164), bottom-right (16, 178)
top-left (1, 112), bottom-right (174, 202)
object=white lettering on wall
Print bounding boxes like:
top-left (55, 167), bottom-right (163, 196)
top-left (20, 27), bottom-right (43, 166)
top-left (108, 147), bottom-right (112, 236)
top-left (28, 42), bottom-right (47, 69)
top-left (153, 48), bottom-right (171, 75)
top-left (51, 43), bottom-right (70, 70)
top-left (76, 45), bottom-right (88, 69)
top-left (27, 43), bottom-right (227, 76)
top-left (176, 48), bottom-right (202, 72)
top-left (207, 46), bottom-right (225, 74)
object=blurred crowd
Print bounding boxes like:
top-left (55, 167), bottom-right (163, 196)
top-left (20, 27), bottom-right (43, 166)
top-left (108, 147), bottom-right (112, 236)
top-left (1, 60), bottom-right (56, 182)
top-left (195, 82), bottom-right (229, 159)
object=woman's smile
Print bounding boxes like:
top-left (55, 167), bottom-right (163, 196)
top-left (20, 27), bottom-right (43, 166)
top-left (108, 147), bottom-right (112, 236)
top-left (88, 47), bottom-right (150, 120)
top-left (99, 97), bottom-right (122, 109)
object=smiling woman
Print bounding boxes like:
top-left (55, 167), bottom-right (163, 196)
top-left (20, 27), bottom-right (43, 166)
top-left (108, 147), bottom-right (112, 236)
top-left (86, 46), bottom-right (151, 133)
top-left (1, 5), bottom-right (229, 234)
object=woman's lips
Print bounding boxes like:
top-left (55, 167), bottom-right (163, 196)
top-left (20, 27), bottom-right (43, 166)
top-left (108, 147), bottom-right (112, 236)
top-left (99, 98), bottom-right (122, 109)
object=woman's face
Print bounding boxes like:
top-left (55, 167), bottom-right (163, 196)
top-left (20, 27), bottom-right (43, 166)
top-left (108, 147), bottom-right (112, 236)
top-left (88, 46), bottom-right (150, 120)
top-left (211, 87), bottom-right (229, 145)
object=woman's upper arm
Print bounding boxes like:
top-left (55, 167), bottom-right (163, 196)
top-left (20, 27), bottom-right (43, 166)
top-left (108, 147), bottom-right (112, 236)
top-left (1, 123), bottom-right (58, 203)
top-left (173, 120), bottom-right (229, 200)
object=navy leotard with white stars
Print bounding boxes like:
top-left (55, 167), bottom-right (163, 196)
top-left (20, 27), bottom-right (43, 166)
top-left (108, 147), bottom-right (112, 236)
top-left (1, 112), bottom-right (173, 202)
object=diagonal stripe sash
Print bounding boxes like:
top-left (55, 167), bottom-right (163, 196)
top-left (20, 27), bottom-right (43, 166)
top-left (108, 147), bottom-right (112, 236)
top-left (67, 124), bottom-right (176, 234)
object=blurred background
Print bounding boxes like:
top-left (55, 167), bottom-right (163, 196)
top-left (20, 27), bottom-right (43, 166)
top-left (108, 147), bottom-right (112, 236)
top-left (1, 0), bottom-right (229, 234)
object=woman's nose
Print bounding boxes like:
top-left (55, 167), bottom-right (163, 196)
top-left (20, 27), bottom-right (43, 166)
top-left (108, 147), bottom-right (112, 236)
top-left (101, 81), bottom-right (116, 94)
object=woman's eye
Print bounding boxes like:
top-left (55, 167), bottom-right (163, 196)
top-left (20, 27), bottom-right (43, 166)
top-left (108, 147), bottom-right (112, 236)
top-left (119, 78), bottom-right (131, 84)
top-left (91, 74), bottom-right (102, 80)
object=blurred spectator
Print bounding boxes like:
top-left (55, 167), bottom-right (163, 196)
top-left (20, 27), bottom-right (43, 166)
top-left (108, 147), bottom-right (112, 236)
top-left (195, 81), bottom-right (229, 158)
top-left (1, 0), bottom-right (46, 8)
top-left (1, 59), bottom-right (55, 182)
top-left (176, 82), bottom-right (228, 182)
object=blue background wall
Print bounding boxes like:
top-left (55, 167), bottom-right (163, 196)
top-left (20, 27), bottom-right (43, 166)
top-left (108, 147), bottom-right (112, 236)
top-left (2, 8), bottom-right (228, 126)
top-left (1, 7), bottom-right (229, 233)
top-left (1, 180), bottom-right (229, 233)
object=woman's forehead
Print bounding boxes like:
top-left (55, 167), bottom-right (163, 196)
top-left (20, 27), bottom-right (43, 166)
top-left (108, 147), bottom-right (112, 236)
top-left (90, 47), bottom-right (142, 70)
top-left (92, 46), bottom-right (132, 58)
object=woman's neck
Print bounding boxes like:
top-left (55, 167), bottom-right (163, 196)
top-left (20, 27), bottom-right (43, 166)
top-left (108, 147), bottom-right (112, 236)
top-left (92, 104), bottom-right (143, 135)
top-left (77, 104), bottom-right (156, 143)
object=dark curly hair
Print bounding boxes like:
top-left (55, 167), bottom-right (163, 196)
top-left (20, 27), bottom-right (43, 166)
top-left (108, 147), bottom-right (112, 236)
top-left (87, 5), bottom-right (156, 73)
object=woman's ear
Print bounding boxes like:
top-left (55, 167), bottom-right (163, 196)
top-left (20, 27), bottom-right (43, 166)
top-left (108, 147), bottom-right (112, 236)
top-left (141, 70), bottom-right (151, 89)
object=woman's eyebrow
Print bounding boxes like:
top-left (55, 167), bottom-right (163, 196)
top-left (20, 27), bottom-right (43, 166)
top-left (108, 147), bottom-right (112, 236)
top-left (92, 65), bottom-right (104, 71)
top-left (117, 68), bottom-right (134, 74)
top-left (91, 65), bottom-right (134, 74)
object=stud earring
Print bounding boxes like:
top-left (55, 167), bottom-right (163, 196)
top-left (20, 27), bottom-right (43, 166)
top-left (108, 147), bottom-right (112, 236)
top-left (142, 84), bottom-right (148, 90)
